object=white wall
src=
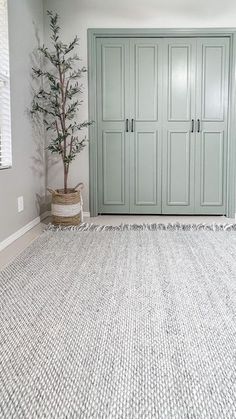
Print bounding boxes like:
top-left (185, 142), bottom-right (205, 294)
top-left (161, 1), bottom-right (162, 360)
top-left (43, 0), bottom-right (236, 213)
top-left (0, 0), bottom-right (45, 242)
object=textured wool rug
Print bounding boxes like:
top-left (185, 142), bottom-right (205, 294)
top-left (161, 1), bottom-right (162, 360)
top-left (0, 224), bottom-right (236, 418)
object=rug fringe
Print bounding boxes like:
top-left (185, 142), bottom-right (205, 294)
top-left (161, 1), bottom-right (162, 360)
top-left (45, 222), bottom-right (236, 232)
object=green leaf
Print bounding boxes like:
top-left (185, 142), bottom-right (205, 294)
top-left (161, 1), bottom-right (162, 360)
top-left (31, 9), bottom-right (93, 178)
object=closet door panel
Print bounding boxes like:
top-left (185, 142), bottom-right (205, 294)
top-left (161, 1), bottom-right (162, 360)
top-left (102, 44), bottom-right (125, 121)
top-left (135, 44), bottom-right (158, 121)
top-left (162, 39), bottom-right (196, 214)
top-left (134, 131), bottom-right (158, 205)
top-left (167, 131), bottom-right (191, 206)
top-left (102, 131), bottom-right (125, 205)
top-left (201, 45), bottom-right (225, 121)
top-left (195, 38), bottom-right (229, 214)
top-left (97, 38), bottom-right (130, 213)
top-left (130, 39), bottom-right (163, 213)
top-left (168, 45), bottom-right (191, 121)
top-left (200, 131), bottom-right (224, 206)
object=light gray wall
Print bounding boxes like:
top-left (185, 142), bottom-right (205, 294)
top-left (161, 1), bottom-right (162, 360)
top-left (0, 0), bottom-right (45, 242)
top-left (1, 0), bottom-right (235, 242)
top-left (43, 0), bottom-right (236, 213)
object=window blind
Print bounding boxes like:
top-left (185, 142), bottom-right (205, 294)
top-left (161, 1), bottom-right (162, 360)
top-left (0, 0), bottom-right (11, 168)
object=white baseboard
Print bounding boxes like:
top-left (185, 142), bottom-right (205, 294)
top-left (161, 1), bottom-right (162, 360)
top-left (0, 210), bottom-right (91, 253)
top-left (41, 211), bottom-right (51, 220)
top-left (0, 211), bottom-right (49, 252)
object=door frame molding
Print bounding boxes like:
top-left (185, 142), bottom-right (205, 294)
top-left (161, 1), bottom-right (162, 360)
top-left (88, 28), bottom-right (236, 218)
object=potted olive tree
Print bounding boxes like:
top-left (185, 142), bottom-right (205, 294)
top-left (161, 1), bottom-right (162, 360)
top-left (32, 11), bottom-right (92, 226)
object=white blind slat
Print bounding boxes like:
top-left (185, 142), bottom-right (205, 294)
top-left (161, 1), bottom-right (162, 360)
top-left (0, 0), bottom-right (12, 168)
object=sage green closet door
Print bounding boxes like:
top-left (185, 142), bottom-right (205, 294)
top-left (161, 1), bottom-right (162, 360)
top-left (129, 39), bottom-right (163, 213)
top-left (97, 38), bottom-right (130, 213)
top-left (97, 38), bottom-right (163, 214)
top-left (96, 36), bottom-right (229, 215)
top-left (194, 38), bottom-right (229, 214)
top-left (162, 38), bottom-right (196, 214)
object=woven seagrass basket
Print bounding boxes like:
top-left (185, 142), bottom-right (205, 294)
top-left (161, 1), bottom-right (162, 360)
top-left (49, 188), bottom-right (81, 226)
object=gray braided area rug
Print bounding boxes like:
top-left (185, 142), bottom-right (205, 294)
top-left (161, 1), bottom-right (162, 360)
top-left (0, 225), bottom-right (236, 418)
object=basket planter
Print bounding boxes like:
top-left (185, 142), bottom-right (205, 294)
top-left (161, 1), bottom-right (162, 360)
top-left (49, 188), bottom-right (82, 226)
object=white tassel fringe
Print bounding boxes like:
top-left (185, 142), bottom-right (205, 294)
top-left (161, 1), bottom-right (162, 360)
top-left (46, 222), bottom-right (236, 232)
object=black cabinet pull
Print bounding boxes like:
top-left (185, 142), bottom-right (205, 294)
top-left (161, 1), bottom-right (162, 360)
top-left (131, 119), bottom-right (134, 132)
top-left (197, 119), bottom-right (201, 133)
top-left (125, 119), bottom-right (129, 132)
top-left (191, 119), bottom-right (194, 133)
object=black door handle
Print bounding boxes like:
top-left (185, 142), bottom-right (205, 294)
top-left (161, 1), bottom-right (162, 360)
top-left (125, 119), bottom-right (129, 132)
top-left (197, 119), bottom-right (201, 133)
top-left (191, 119), bottom-right (194, 133)
top-left (131, 119), bottom-right (134, 132)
